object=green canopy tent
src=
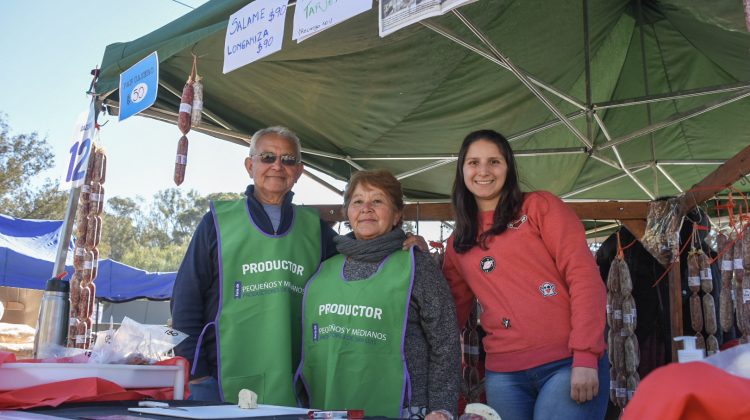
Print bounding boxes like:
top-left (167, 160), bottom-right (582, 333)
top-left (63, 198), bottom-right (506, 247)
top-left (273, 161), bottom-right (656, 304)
top-left (96, 0), bottom-right (750, 206)
top-left (91, 0), bottom-right (750, 365)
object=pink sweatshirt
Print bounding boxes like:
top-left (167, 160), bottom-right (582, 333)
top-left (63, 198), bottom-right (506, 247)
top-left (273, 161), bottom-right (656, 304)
top-left (443, 191), bottom-right (606, 371)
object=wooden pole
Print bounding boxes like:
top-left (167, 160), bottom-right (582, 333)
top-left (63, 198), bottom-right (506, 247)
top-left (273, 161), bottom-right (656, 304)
top-left (311, 201), bottom-right (649, 223)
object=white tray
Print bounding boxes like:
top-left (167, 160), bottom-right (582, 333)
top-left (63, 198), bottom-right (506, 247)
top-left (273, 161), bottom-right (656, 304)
top-left (0, 361), bottom-right (185, 399)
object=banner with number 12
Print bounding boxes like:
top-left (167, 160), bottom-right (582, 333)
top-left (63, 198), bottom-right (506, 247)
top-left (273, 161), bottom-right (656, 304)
top-left (61, 100), bottom-right (96, 190)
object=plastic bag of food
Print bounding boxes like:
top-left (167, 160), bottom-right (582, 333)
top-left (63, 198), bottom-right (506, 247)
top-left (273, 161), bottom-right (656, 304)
top-left (701, 343), bottom-right (750, 379)
top-left (88, 317), bottom-right (186, 364)
top-left (641, 198), bottom-right (685, 266)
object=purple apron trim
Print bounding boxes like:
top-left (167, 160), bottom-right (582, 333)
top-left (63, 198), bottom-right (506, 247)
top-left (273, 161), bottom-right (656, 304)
top-left (339, 253), bottom-right (394, 282)
top-left (246, 199), bottom-right (297, 238)
top-left (295, 262), bottom-right (325, 407)
top-left (191, 321), bottom-right (216, 376)
top-left (210, 201), bottom-right (226, 402)
top-left (399, 246), bottom-right (416, 415)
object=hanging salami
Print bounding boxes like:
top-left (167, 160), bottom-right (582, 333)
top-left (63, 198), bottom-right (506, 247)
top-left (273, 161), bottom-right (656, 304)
top-left (68, 131), bottom-right (106, 351)
top-left (174, 135), bottom-right (188, 186)
top-left (74, 320), bottom-right (87, 349)
top-left (85, 214), bottom-right (102, 250)
top-left (191, 75), bottom-right (203, 126)
top-left (718, 232), bottom-right (734, 332)
top-left (607, 242), bottom-right (638, 409)
top-left (626, 372), bottom-right (640, 403)
top-left (178, 79), bottom-right (194, 135)
top-left (734, 235), bottom-right (749, 340)
top-left (90, 248), bottom-right (99, 282)
top-left (78, 285), bottom-right (91, 320)
top-left (91, 147), bottom-right (107, 184)
top-left (88, 183), bottom-right (105, 215)
top-left (67, 318), bottom-right (79, 348)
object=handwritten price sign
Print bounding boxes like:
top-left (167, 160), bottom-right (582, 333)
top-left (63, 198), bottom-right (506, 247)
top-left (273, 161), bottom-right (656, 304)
top-left (223, 0), bottom-right (289, 74)
top-left (292, 0), bottom-right (371, 42)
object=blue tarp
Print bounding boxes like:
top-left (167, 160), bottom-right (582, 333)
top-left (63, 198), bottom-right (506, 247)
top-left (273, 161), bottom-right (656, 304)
top-left (0, 214), bottom-right (175, 302)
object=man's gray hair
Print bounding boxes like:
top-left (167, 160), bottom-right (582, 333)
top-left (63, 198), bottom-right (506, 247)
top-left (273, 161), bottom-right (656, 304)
top-left (249, 126), bottom-right (302, 161)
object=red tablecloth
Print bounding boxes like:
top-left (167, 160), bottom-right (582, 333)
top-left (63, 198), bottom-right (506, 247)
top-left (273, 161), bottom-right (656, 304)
top-left (623, 361), bottom-right (750, 420)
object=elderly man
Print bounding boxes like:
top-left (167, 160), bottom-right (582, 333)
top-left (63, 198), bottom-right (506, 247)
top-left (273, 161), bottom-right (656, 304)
top-left (172, 126), bottom-right (335, 405)
top-left (172, 126), bottom-right (423, 405)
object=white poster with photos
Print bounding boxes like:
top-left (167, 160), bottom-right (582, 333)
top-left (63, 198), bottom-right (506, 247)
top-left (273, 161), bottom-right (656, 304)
top-left (379, 0), bottom-right (477, 37)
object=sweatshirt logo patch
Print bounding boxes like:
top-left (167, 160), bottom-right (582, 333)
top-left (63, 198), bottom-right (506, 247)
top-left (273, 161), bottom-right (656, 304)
top-left (480, 256), bottom-right (495, 273)
top-left (539, 282), bottom-right (557, 297)
top-left (507, 214), bottom-right (528, 229)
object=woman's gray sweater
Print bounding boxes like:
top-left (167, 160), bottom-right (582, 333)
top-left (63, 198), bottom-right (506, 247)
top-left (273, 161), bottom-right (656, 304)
top-left (342, 250), bottom-right (461, 417)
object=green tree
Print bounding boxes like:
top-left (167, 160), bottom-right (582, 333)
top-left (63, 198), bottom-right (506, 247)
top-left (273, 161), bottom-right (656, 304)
top-left (121, 242), bottom-right (189, 273)
top-left (98, 189), bottom-right (244, 272)
top-left (99, 196), bottom-right (143, 261)
top-left (0, 114), bottom-right (67, 219)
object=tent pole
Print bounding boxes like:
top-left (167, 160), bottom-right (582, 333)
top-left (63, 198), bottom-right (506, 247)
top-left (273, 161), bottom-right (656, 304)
top-left (561, 165), bottom-right (650, 198)
top-left (419, 21), bottom-right (587, 111)
top-left (52, 187), bottom-right (81, 277)
top-left (302, 169), bottom-right (343, 196)
top-left (585, 223), bottom-right (620, 236)
top-left (593, 113), bottom-right (655, 198)
top-left (507, 110), bottom-right (587, 143)
top-left (655, 164), bottom-right (684, 193)
top-left (590, 153), bottom-right (622, 170)
top-left (451, 10), bottom-right (592, 148)
top-left (594, 82), bottom-right (750, 110)
top-left (395, 159), bottom-right (456, 180)
top-left (612, 147), bottom-right (655, 199)
top-left (598, 89), bottom-right (750, 150)
top-left (582, 0), bottom-right (594, 148)
top-left (159, 81), bottom-right (235, 131)
top-left (655, 160), bottom-right (724, 166)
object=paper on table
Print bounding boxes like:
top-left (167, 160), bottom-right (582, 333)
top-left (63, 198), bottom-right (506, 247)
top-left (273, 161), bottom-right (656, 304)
top-left (128, 404), bottom-right (310, 419)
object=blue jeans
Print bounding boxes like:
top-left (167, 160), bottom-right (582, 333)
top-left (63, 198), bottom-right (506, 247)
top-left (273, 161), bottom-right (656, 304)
top-left (188, 376), bottom-right (221, 401)
top-left (485, 354), bottom-right (609, 420)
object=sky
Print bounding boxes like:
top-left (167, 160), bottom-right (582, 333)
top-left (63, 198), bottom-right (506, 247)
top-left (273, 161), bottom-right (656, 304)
top-left (0, 0), bottom-right (449, 243)
top-left (0, 0), bottom-right (345, 208)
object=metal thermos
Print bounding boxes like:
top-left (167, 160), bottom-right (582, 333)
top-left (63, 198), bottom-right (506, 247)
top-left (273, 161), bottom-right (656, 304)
top-left (33, 276), bottom-right (70, 358)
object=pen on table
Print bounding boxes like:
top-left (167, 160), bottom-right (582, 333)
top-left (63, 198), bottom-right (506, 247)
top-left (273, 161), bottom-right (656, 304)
top-left (308, 409), bottom-right (364, 419)
top-left (138, 401), bottom-right (188, 411)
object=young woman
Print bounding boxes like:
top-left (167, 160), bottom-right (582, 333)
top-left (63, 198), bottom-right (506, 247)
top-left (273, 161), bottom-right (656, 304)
top-left (443, 130), bottom-right (608, 420)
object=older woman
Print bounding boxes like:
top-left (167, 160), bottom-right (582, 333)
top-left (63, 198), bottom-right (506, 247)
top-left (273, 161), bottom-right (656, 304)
top-left (297, 170), bottom-right (460, 418)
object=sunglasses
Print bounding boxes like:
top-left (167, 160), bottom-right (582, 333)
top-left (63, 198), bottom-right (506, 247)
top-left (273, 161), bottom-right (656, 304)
top-left (253, 152), bottom-right (299, 166)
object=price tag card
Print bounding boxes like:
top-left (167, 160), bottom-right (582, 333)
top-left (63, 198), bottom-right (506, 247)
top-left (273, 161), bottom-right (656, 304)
top-left (61, 101), bottom-right (96, 189)
top-left (223, 0), bottom-right (289, 74)
top-left (118, 51), bottom-right (159, 121)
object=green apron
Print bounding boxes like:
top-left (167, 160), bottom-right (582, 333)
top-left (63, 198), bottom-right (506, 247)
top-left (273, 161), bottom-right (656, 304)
top-left (212, 199), bottom-right (320, 405)
top-left (299, 248), bottom-right (414, 417)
